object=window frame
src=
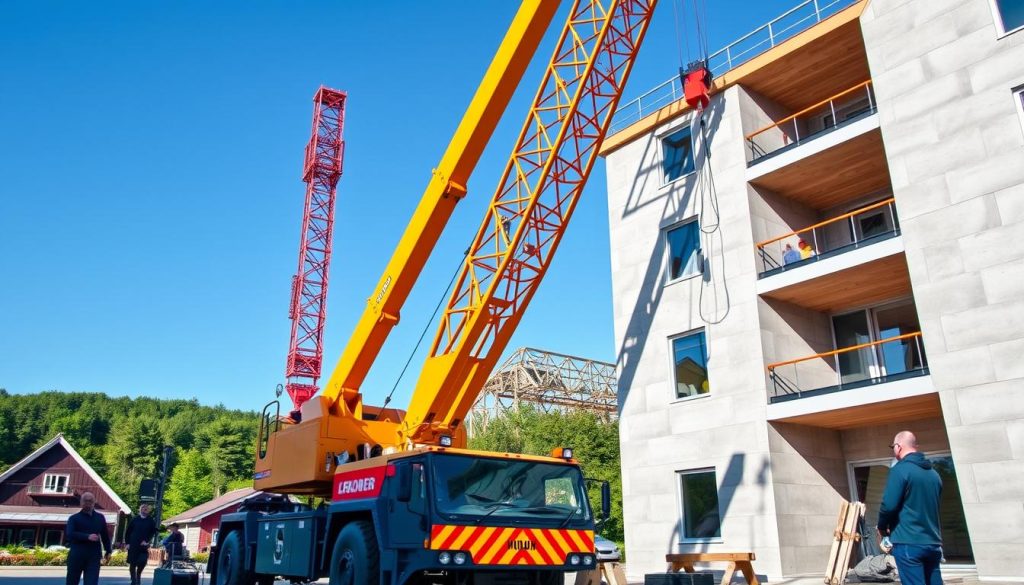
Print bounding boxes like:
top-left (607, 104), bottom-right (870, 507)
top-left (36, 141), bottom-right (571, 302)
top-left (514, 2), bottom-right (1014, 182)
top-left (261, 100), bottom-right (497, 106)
top-left (18, 528), bottom-right (37, 546)
top-left (42, 473), bottom-right (70, 494)
top-left (990, 0), bottom-right (1024, 37)
top-left (658, 123), bottom-right (697, 186)
top-left (1015, 86), bottom-right (1024, 134)
top-left (664, 218), bottom-right (703, 284)
top-left (668, 328), bottom-right (711, 403)
top-left (675, 467), bottom-right (723, 544)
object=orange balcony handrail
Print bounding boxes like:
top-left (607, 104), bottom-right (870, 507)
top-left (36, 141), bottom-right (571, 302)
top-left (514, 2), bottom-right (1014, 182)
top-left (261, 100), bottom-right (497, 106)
top-left (745, 80), bottom-right (873, 141)
top-left (766, 331), bottom-right (923, 372)
top-left (755, 197), bottom-right (896, 249)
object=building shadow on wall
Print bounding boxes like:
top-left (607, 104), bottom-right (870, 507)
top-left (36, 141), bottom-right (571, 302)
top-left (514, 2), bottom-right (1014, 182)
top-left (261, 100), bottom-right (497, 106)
top-left (616, 95), bottom-right (725, 412)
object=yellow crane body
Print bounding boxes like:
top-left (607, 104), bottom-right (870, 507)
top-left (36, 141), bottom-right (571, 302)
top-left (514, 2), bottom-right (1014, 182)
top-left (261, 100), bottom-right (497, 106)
top-left (256, 0), bottom-right (656, 497)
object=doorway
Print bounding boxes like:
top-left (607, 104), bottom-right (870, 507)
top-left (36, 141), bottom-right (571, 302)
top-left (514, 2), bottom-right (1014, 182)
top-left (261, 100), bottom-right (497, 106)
top-left (830, 299), bottom-right (927, 387)
top-left (848, 455), bottom-right (974, 564)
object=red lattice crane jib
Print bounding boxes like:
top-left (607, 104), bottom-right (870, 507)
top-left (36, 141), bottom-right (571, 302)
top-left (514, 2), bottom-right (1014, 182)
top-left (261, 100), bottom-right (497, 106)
top-left (285, 86), bottom-right (346, 410)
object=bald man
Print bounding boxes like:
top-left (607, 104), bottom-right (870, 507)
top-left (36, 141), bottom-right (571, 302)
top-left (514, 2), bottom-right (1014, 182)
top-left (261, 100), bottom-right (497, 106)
top-left (65, 491), bottom-right (112, 585)
top-left (877, 431), bottom-right (943, 585)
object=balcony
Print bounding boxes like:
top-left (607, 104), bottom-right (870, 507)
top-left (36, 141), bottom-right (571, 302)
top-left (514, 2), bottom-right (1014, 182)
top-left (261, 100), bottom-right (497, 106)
top-left (756, 197), bottom-right (900, 277)
top-left (747, 80), bottom-right (876, 164)
top-left (27, 485), bottom-right (77, 498)
top-left (609, 0), bottom-right (863, 134)
top-left (767, 332), bottom-right (929, 403)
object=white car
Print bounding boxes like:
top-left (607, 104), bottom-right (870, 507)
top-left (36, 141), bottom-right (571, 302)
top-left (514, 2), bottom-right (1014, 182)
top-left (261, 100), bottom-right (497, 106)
top-left (594, 535), bottom-right (621, 562)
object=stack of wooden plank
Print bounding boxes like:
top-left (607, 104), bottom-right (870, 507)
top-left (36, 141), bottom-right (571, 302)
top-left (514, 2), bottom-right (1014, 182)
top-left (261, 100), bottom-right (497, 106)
top-left (824, 500), bottom-right (866, 585)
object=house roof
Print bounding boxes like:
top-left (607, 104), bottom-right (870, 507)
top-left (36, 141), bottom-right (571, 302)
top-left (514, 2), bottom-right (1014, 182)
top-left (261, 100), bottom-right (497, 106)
top-left (0, 434), bottom-right (131, 514)
top-left (163, 487), bottom-right (261, 524)
top-left (0, 505), bottom-right (118, 524)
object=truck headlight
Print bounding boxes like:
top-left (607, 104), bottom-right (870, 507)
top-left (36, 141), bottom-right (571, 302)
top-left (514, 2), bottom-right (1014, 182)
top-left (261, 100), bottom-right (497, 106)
top-left (583, 555), bottom-right (594, 565)
top-left (569, 554), bottom-right (580, 565)
top-left (454, 552), bottom-right (467, 565)
top-left (439, 552), bottom-right (451, 565)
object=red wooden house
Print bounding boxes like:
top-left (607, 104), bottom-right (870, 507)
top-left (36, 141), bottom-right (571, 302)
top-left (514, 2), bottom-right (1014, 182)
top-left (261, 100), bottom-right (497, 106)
top-left (0, 434), bottom-right (130, 548)
top-left (162, 487), bottom-right (263, 554)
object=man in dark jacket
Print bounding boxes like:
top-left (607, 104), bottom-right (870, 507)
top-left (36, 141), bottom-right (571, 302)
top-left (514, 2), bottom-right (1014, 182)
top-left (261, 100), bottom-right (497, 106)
top-left (124, 503), bottom-right (157, 585)
top-left (65, 491), bottom-right (112, 585)
top-left (877, 430), bottom-right (943, 585)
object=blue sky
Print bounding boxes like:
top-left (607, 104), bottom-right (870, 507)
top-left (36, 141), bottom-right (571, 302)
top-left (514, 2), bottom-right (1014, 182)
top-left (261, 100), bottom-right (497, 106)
top-left (0, 1), bottom-right (797, 411)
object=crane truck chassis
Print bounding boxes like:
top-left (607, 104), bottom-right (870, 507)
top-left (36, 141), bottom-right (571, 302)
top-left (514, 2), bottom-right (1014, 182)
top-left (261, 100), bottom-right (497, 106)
top-left (208, 445), bottom-right (610, 585)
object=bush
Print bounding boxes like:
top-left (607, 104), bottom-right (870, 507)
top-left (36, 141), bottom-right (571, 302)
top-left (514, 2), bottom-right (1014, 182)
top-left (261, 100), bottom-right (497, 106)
top-left (191, 552), bottom-right (209, 564)
top-left (0, 547), bottom-right (68, 566)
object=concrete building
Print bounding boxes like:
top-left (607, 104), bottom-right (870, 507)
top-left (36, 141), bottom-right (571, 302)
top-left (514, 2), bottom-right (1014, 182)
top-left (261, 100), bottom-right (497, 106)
top-left (601, 0), bottom-right (1024, 581)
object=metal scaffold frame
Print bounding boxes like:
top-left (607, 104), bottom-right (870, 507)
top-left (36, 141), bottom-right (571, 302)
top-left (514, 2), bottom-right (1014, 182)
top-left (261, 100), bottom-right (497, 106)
top-left (469, 347), bottom-right (618, 435)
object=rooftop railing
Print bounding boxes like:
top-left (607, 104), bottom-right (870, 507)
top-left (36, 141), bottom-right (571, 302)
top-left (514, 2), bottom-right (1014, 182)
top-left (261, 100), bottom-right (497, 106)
top-left (609, 0), bottom-right (860, 134)
top-left (746, 80), bottom-right (875, 162)
top-left (756, 197), bottom-right (899, 277)
top-left (767, 332), bottom-right (928, 403)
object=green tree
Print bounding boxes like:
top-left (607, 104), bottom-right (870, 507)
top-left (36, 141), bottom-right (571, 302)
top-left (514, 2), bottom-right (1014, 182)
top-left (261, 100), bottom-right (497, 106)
top-left (163, 449), bottom-right (214, 518)
top-left (468, 406), bottom-right (624, 542)
top-left (104, 415), bottom-right (164, 510)
top-left (196, 418), bottom-right (256, 495)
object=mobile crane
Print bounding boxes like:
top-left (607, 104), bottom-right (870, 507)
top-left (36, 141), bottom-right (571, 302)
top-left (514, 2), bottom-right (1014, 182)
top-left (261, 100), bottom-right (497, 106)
top-left (208, 1), bottom-right (656, 584)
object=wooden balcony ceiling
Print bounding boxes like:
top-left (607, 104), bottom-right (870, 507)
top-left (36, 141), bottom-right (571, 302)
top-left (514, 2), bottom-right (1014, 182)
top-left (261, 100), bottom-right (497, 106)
top-left (774, 392), bottom-right (941, 429)
top-left (762, 252), bottom-right (910, 313)
top-left (750, 129), bottom-right (891, 210)
top-left (738, 16), bottom-right (871, 112)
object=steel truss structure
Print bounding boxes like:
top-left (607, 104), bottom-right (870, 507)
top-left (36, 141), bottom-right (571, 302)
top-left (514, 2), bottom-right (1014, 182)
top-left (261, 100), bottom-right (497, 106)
top-left (285, 87), bottom-right (346, 410)
top-left (469, 347), bottom-right (618, 434)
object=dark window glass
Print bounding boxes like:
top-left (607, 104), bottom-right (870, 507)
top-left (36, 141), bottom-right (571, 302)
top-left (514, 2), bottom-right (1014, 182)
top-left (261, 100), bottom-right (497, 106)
top-left (431, 454), bottom-right (591, 525)
top-left (667, 221), bottom-right (701, 280)
top-left (996, 0), bottom-right (1024, 32)
top-left (673, 331), bottom-right (709, 398)
top-left (662, 127), bottom-right (695, 182)
top-left (680, 470), bottom-right (721, 539)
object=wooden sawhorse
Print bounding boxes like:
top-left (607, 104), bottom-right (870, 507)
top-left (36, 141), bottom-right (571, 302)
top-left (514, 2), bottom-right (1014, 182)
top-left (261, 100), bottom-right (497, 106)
top-left (666, 552), bottom-right (760, 585)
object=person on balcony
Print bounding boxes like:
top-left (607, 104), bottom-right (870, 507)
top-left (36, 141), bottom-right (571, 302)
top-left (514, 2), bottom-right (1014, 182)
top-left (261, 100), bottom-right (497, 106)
top-left (783, 243), bottom-right (800, 265)
top-left (798, 239), bottom-right (815, 259)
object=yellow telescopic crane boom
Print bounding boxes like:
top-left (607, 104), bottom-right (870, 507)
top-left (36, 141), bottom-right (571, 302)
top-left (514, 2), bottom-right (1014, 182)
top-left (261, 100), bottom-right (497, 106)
top-left (320, 0), bottom-right (560, 416)
top-left (255, 0), bottom-right (656, 496)
top-left (401, 0), bottom-right (656, 446)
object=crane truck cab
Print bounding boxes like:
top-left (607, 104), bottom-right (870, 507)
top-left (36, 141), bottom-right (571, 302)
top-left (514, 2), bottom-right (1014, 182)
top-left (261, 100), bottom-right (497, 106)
top-left (209, 446), bottom-right (609, 585)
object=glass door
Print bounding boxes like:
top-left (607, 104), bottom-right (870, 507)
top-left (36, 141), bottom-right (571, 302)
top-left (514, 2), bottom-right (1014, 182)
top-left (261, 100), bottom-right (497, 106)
top-left (872, 302), bottom-right (924, 377)
top-left (832, 311), bottom-right (876, 385)
top-left (850, 455), bottom-right (973, 564)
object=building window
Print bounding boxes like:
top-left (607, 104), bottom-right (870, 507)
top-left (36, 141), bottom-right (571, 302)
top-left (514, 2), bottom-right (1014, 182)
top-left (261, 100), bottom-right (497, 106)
top-left (1015, 86), bottom-right (1024, 132)
top-left (993, 0), bottom-right (1024, 34)
top-left (662, 126), bottom-right (695, 183)
top-left (44, 529), bottom-right (63, 547)
top-left (672, 330), bottom-right (709, 399)
top-left (666, 220), bottom-right (701, 281)
top-left (18, 528), bottom-right (36, 546)
top-left (43, 473), bottom-right (70, 493)
top-left (0, 529), bottom-right (11, 546)
top-left (678, 469), bottom-right (721, 541)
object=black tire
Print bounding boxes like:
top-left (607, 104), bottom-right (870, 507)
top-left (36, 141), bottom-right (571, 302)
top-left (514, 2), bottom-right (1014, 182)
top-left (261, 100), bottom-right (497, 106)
top-left (329, 521), bottom-right (380, 585)
top-left (215, 530), bottom-right (248, 585)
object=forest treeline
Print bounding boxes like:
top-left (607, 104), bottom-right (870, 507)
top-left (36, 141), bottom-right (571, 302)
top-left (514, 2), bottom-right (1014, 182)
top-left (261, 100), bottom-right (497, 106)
top-left (0, 390), bottom-right (260, 518)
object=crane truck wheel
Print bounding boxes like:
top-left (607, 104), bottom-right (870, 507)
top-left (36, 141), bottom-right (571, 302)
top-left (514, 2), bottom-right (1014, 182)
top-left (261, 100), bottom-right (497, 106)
top-left (215, 530), bottom-right (250, 585)
top-left (329, 520), bottom-right (380, 585)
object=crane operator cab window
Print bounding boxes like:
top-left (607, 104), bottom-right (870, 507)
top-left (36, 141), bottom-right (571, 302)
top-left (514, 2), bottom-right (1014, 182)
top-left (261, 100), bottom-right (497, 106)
top-left (431, 454), bottom-right (591, 525)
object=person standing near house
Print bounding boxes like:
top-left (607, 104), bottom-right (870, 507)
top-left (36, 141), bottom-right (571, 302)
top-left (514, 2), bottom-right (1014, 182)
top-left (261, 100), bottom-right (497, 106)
top-left (124, 503), bottom-right (157, 585)
top-left (877, 430), bottom-right (944, 585)
top-left (65, 491), bottom-right (112, 585)
top-left (161, 522), bottom-right (185, 566)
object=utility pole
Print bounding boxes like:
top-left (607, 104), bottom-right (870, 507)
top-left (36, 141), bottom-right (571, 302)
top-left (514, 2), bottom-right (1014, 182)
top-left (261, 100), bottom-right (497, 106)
top-left (153, 445), bottom-right (173, 542)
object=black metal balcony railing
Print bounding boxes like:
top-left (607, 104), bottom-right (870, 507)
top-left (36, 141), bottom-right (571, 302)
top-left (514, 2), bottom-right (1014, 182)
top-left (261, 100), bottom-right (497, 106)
top-left (746, 81), bottom-right (876, 163)
top-left (756, 197), bottom-right (900, 277)
top-left (610, 0), bottom-right (860, 133)
top-left (768, 332), bottom-right (929, 403)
